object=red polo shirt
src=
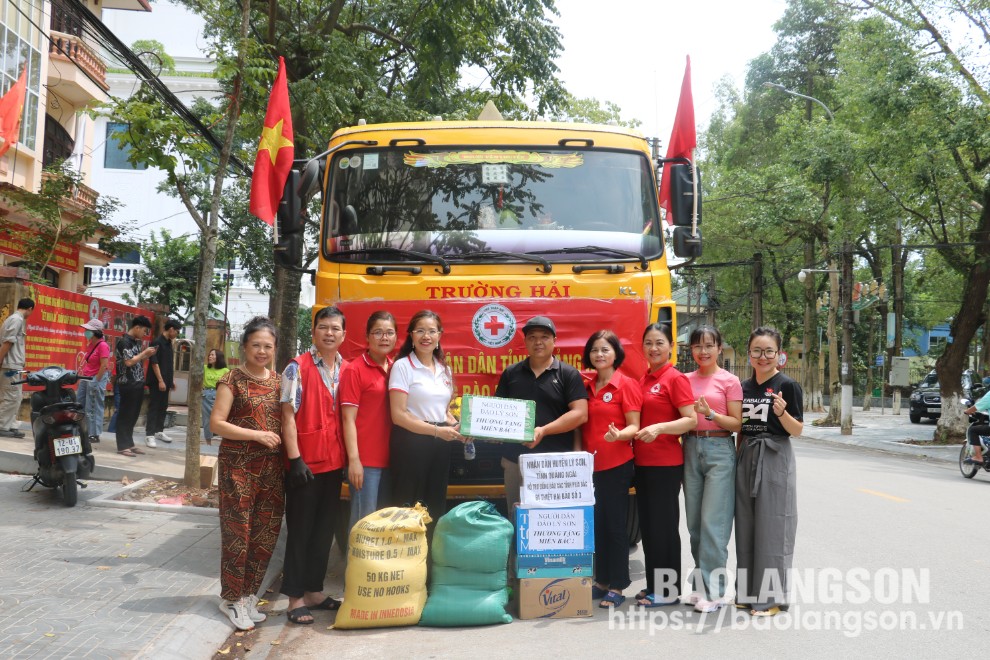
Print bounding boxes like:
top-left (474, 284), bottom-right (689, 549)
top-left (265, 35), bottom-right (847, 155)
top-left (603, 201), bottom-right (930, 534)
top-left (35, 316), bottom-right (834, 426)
top-left (635, 363), bottom-right (695, 467)
top-left (582, 371), bottom-right (642, 472)
top-left (339, 353), bottom-right (393, 469)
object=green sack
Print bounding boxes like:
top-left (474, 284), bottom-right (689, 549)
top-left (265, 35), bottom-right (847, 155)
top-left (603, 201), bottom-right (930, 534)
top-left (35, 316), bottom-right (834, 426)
top-left (430, 500), bottom-right (513, 573)
top-left (419, 501), bottom-right (514, 627)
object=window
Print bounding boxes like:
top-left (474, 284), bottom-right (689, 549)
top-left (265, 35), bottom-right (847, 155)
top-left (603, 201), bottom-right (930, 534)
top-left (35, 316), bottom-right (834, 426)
top-left (104, 122), bottom-right (147, 170)
top-left (1, 0), bottom-right (43, 151)
top-left (43, 114), bottom-right (72, 167)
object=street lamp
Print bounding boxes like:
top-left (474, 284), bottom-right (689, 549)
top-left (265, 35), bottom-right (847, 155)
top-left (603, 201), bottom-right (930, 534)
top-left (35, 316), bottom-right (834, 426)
top-left (767, 81), bottom-right (853, 435)
top-left (797, 268), bottom-right (839, 283)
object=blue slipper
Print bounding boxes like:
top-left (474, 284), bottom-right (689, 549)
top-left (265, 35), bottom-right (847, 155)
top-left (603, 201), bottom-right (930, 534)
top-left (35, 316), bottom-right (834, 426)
top-left (637, 593), bottom-right (680, 608)
top-left (599, 591), bottom-right (626, 608)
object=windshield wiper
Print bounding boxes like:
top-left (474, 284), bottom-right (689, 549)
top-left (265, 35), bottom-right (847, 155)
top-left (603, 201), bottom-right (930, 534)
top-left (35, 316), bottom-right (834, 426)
top-left (447, 250), bottom-right (552, 274)
top-left (330, 247), bottom-right (451, 274)
top-left (526, 246), bottom-right (648, 270)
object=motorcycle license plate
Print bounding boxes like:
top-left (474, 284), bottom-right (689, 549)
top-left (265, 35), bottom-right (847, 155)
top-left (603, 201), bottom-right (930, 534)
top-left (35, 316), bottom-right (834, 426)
top-left (54, 436), bottom-right (82, 457)
top-left (927, 407), bottom-right (941, 414)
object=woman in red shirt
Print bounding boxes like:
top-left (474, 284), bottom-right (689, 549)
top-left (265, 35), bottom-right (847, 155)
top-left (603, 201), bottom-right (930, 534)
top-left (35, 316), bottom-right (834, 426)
top-left (577, 330), bottom-right (642, 608)
top-left (633, 322), bottom-right (697, 607)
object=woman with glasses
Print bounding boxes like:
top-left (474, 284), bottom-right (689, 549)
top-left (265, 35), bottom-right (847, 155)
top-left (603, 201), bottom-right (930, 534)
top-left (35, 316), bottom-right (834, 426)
top-left (388, 310), bottom-right (462, 536)
top-left (340, 311), bottom-right (397, 526)
top-left (682, 326), bottom-right (742, 614)
top-left (735, 326), bottom-right (803, 617)
top-left (578, 330), bottom-right (642, 608)
top-left (633, 322), bottom-right (697, 607)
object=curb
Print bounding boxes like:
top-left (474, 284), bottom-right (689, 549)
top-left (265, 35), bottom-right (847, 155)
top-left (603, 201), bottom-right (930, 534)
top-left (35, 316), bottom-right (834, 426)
top-left (88, 477), bottom-right (219, 517)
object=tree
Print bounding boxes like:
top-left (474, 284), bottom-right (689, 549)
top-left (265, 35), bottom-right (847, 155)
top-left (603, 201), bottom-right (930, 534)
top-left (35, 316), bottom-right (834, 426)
top-left (179, 0), bottom-right (568, 370)
top-left (105, 0), bottom-right (256, 485)
top-left (839, 0), bottom-right (990, 440)
top-left (123, 229), bottom-right (225, 324)
top-left (0, 162), bottom-right (122, 282)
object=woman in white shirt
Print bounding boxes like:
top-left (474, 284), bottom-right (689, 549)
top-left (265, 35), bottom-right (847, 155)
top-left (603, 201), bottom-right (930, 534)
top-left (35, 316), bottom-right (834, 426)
top-left (388, 310), bottom-right (462, 536)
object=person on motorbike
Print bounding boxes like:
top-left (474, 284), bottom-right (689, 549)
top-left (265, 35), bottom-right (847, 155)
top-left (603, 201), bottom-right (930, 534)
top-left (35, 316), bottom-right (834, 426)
top-left (963, 389), bottom-right (990, 465)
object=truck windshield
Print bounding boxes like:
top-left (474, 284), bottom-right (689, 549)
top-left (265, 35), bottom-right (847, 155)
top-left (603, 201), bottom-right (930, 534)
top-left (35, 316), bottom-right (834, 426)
top-left (324, 147), bottom-right (663, 263)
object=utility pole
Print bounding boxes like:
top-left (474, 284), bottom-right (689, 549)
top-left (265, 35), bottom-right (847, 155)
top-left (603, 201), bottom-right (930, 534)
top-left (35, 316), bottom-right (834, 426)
top-left (841, 241), bottom-right (854, 435)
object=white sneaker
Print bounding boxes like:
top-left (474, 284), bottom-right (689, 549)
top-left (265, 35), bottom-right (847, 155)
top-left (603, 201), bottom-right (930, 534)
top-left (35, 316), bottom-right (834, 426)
top-left (155, 432), bottom-right (172, 443)
top-left (684, 591), bottom-right (703, 606)
top-left (695, 598), bottom-right (727, 613)
top-left (219, 598), bottom-right (254, 630)
top-left (245, 594), bottom-right (267, 623)
top-left (145, 436), bottom-right (157, 448)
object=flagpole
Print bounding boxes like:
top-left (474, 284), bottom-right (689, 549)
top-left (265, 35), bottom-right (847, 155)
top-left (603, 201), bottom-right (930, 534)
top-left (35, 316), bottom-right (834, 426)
top-left (691, 147), bottom-right (698, 238)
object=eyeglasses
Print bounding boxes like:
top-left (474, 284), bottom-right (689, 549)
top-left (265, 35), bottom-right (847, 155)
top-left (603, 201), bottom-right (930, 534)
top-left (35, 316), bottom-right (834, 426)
top-left (590, 347), bottom-right (612, 354)
top-left (691, 344), bottom-right (718, 353)
top-left (412, 329), bottom-right (440, 337)
top-left (749, 348), bottom-right (779, 359)
top-left (370, 330), bottom-right (397, 338)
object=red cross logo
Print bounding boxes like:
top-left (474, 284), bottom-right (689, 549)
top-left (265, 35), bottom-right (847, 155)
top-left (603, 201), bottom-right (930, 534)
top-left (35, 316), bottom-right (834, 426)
top-left (484, 315), bottom-right (505, 336)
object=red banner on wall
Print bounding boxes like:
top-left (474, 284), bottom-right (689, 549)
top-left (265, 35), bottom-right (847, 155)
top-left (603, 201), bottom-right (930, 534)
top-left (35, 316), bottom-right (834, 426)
top-left (336, 298), bottom-right (651, 394)
top-left (0, 223), bottom-right (81, 272)
top-left (8, 283), bottom-right (148, 389)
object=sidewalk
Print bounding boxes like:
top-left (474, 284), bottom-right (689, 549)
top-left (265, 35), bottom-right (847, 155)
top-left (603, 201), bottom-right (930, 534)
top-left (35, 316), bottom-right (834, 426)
top-left (0, 422), bottom-right (217, 483)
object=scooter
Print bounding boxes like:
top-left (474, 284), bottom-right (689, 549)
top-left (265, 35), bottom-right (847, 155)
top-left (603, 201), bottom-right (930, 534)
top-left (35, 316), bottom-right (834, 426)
top-left (17, 366), bottom-right (96, 506)
top-left (959, 402), bottom-right (990, 479)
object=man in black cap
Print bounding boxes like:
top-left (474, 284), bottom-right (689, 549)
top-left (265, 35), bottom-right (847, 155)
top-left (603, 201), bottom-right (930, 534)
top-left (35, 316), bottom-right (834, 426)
top-left (495, 315), bottom-right (588, 512)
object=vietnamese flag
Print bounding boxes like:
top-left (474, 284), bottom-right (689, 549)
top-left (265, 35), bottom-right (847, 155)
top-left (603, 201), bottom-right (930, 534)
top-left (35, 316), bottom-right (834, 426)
top-left (0, 68), bottom-right (27, 158)
top-left (249, 57), bottom-right (294, 226)
top-left (658, 56), bottom-right (696, 215)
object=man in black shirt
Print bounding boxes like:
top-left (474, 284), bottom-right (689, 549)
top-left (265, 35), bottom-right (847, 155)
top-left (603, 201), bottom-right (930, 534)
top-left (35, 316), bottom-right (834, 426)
top-left (114, 315), bottom-right (156, 457)
top-left (145, 319), bottom-right (180, 447)
top-left (495, 316), bottom-right (588, 512)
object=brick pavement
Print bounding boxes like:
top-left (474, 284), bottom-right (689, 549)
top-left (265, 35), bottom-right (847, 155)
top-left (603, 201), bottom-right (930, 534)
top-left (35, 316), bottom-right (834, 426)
top-left (0, 473), bottom-right (231, 659)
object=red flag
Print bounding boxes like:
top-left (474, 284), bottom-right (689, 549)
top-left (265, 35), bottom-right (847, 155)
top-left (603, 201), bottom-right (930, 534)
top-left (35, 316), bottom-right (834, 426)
top-left (0, 68), bottom-right (27, 158)
top-left (249, 57), bottom-right (294, 226)
top-left (658, 56), bottom-right (696, 215)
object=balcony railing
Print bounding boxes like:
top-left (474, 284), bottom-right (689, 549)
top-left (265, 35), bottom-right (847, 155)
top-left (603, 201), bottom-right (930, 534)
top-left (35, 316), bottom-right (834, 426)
top-left (41, 171), bottom-right (99, 215)
top-left (48, 31), bottom-right (109, 92)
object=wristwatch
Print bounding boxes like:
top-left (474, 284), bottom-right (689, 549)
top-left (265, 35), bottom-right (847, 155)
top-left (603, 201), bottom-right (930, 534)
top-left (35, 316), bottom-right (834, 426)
top-left (704, 411), bottom-right (715, 421)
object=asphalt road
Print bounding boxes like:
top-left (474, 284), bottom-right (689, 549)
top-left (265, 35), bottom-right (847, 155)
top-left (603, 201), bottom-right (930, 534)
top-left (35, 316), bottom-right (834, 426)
top-left (253, 438), bottom-right (989, 659)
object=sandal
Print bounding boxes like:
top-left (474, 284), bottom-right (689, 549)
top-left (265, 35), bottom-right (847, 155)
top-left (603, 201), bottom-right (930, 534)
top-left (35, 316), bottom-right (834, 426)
top-left (599, 591), bottom-right (626, 608)
top-left (310, 596), bottom-right (342, 611)
top-left (286, 606), bottom-right (314, 625)
top-left (637, 593), bottom-right (679, 608)
top-left (131, 447), bottom-right (146, 454)
top-left (117, 449), bottom-right (137, 457)
top-left (591, 585), bottom-right (609, 600)
top-left (634, 590), bottom-right (648, 601)
top-left (751, 606), bottom-right (781, 617)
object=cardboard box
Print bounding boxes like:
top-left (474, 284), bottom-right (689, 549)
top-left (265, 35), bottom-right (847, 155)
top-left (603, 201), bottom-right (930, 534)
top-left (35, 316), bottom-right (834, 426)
top-left (519, 451), bottom-right (595, 508)
top-left (516, 553), bottom-right (594, 578)
top-left (518, 577), bottom-right (593, 619)
top-left (516, 506), bottom-right (594, 555)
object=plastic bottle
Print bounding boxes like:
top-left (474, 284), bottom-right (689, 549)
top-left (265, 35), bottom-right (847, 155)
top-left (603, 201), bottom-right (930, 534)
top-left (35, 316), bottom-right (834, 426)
top-left (464, 439), bottom-right (476, 460)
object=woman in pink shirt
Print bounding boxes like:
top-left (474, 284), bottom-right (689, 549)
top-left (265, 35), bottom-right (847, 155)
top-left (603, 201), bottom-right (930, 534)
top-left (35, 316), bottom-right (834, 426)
top-left (683, 325), bottom-right (742, 614)
top-left (77, 319), bottom-right (111, 444)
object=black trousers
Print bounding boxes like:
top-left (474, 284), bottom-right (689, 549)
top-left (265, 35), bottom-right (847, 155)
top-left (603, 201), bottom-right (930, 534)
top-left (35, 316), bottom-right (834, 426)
top-left (594, 459), bottom-right (635, 591)
top-left (145, 387), bottom-right (169, 436)
top-left (281, 468), bottom-right (342, 598)
top-left (389, 426), bottom-right (451, 536)
top-left (635, 464), bottom-right (684, 598)
top-left (968, 423), bottom-right (990, 447)
top-left (115, 384), bottom-right (144, 451)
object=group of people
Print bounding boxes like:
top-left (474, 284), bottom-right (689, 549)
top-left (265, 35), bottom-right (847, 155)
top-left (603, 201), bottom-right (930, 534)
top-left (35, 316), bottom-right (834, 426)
top-left (208, 306), bottom-right (804, 631)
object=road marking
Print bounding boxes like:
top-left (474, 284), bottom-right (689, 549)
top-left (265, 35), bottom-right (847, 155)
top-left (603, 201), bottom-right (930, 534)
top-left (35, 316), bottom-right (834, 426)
top-left (858, 488), bottom-right (909, 503)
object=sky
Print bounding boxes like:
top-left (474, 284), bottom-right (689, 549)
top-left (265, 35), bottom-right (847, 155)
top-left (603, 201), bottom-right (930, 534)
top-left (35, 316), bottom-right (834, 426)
top-left (554, 0), bottom-right (787, 141)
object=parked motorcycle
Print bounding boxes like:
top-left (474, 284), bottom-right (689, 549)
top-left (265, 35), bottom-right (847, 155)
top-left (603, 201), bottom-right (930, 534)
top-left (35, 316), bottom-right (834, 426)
top-left (17, 366), bottom-right (96, 506)
top-left (959, 400), bottom-right (990, 479)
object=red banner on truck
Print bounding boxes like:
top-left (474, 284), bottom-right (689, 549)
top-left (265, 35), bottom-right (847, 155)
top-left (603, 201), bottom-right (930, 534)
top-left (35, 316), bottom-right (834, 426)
top-left (336, 298), bottom-right (650, 394)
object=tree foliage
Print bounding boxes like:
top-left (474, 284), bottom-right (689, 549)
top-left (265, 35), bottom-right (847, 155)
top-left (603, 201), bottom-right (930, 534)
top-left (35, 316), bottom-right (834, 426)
top-left (123, 229), bottom-right (224, 324)
top-left (0, 162), bottom-right (122, 283)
